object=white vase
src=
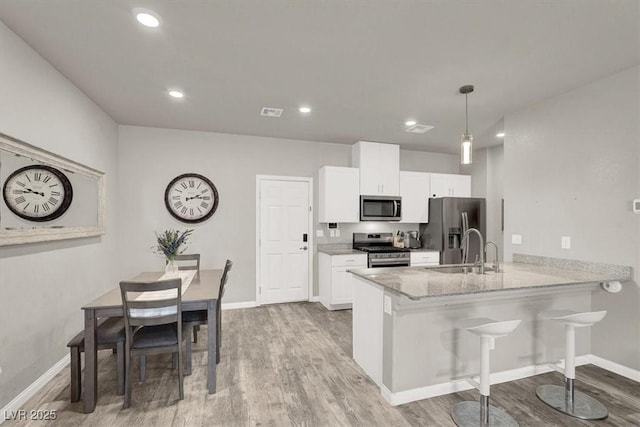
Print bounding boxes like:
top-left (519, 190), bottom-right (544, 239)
top-left (165, 258), bottom-right (179, 277)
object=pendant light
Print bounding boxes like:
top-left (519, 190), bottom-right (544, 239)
top-left (459, 85), bottom-right (474, 165)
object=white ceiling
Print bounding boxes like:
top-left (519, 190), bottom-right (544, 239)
top-left (0, 1), bottom-right (638, 153)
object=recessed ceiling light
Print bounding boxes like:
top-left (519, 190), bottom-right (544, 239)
top-left (168, 90), bottom-right (184, 99)
top-left (496, 132), bottom-right (505, 138)
top-left (299, 106), bottom-right (311, 113)
top-left (134, 9), bottom-right (160, 28)
top-left (405, 120), bottom-right (417, 126)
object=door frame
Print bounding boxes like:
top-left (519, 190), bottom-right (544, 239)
top-left (255, 175), bottom-right (314, 306)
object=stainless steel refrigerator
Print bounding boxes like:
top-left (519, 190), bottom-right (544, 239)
top-left (419, 197), bottom-right (486, 264)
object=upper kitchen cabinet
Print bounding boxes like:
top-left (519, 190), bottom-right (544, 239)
top-left (318, 166), bottom-right (360, 223)
top-left (429, 173), bottom-right (471, 198)
top-left (352, 141), bottom-right (399, 195)
top-left (399, 171), bottom-right (430, 223)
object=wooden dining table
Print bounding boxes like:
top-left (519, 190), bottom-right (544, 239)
top-left (81, 269), bottom-right (222, 413)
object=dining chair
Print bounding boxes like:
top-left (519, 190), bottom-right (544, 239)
top-left (119, 278), bottom-right (192, 408)
top-left (183, 260), bottom-right (232, 363)
top-left (173, 253), bottom-right (200, 271)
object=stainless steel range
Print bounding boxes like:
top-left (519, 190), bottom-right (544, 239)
top-left (353, 232), bottom-right (410, 268)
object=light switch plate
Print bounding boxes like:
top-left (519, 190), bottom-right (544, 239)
top-left (561, 236), bottom-right (571, 249)
top-left (383, 295), bottom-right (392, 315)
top-left (511, 234), bottom-right (522, 245)
top-left (335, 229), bottom-right (340, 237)
top-left (316, 229), bottom-right (324, 237)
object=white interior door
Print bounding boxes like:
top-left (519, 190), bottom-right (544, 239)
top-left (258, 178), bottom-right (311, 304)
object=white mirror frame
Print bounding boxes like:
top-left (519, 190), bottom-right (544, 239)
top-left (0, 133), bottom-right (105, 246)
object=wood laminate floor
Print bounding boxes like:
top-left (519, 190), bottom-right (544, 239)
top-left (5, 303), bottom-right (640, 426)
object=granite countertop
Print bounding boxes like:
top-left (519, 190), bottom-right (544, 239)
top-left (349, 256), bottom-right (631, 300)
top-left (317, 245), bottom-right (365, 256)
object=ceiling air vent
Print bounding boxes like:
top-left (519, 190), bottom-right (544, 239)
top-left (405, 124), bottom-right (434, 134)
top-left (260, 107), bottom-right (284, 118)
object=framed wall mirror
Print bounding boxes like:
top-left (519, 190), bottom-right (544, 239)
top-left (0, 133), bottom-right (105, 246)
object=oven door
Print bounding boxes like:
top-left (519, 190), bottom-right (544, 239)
top-left (368, 257), bottom-right (410, 268)
top-left (360, 196), bottom-right (401, 221)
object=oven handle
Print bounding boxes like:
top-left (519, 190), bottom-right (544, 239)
top-left (369, 259), bottom-right (410, 268)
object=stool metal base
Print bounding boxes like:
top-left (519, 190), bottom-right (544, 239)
top-left (452, 401), bottom-right (519, 427)
top-left (536, 384), bottom-right (608, 420)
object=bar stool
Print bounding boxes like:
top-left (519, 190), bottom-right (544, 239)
top-left (536, 310), bottom-right (608, 420)
top-left (452, 318), bottom-right (522, 427)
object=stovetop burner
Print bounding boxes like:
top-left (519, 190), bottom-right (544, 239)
top-left (354, 245), bottom-right (411, 253)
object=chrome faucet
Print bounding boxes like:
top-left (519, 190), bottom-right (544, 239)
top-left (485, 241), bottom-right (500, 272)
top-left (462, 228), bottom-right (484, 274)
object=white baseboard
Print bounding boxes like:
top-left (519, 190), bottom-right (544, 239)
top-left (221, 301), bottom-right (257, 310)
top-left (309, 296), bottom-right (320, 302)
top-left (589, 354), bottom-right (640, 382)
top-left (380, 355), bottom-right (591, 406)
top-left (1, 354), bottom-right (69, 425)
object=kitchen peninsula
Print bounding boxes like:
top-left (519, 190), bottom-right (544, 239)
top-left (349, 254), bottom-right (631, 406)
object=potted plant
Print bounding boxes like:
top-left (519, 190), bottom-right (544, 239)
top-left (154, 229), bottom-right (193, 277)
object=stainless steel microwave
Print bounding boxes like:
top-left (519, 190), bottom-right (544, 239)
top-left (360, 195), bottom-right (402, 221)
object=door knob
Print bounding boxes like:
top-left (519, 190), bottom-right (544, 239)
top-left (299, 246), bottom-right (308, 250)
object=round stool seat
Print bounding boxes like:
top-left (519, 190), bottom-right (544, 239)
top-left (460, 317), bottom-right (522, 339)
top-left (540, 310), bottom-right (606, 327)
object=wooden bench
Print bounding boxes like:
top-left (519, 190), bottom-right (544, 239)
top-left (67, 317), bottom-right (125, 402)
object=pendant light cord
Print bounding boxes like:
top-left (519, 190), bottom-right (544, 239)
top-left (465, 93), bottom-right (469, 133)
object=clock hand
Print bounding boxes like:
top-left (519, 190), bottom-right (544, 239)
top-left (23, 188), bottom-right (45, 197)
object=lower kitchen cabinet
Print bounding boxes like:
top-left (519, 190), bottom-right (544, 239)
top-left (319, 252), bottom-right (367, 310)
top-left (410, 251), bottom-right (440, 266)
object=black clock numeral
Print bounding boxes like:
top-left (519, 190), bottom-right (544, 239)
top-left (34, 204), bottom-right (39, 214)
top-left (181, 207), bottom-right (188, 215)
top-left (12, 189), bottom-right (23, 194)
top-left (34, 172), bottom-right (42, 181)
top-left (172, 196), bottom-right (180, 200)
top-left (49, 183), bottom-right (58, 188)
top-left (189, 208), bottom-right (194, 216)
top-left (201, 188), bottom-right (209, 193)
top-left (25, 174), bottom-right (31, 182)
top-left (49, 197), bottom-right (59, 205)
top-left (197, 207), bottom-right (203, 213)
top-left (202, 196), bottom-right (211, 200)
top-left (43, 175), bottom-right (52, 183)
top-left (174, 201), bottom-right (183, 209)
top-left (197, 182), bottom-right (202, 189)
top-left (51, 191), bottom-right (61, 196)
top-left (42, 203), bottom-right (51, 212)
top-left (189, 180), bottom-right (195, 188)
top-left (201, 202), bottom-right (209, 209)
top-left (181, 182), bottom-right (188, 189)
top-left (16, 180), bottom-right (26, 187)
top-left (14, 196), bottom-right (26, 204)
top-left (22, 203), bottom-right (30, 212)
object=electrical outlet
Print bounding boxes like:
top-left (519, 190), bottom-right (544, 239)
top-left (511, 234), bottom-right (522, 245)
top-left (329, 229), bottom-right (335, 237)
top-left (561, 236), bottom-right (571, 249)
top-left (316, 229), bottom-right (324, 237)
top-left (383, 295), bottom-right (392, 315)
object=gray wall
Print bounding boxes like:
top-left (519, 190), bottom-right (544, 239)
top-left (0, 22), bottom-right (119, 408)
top-left (503, 66), bottom-right (640, 369)
top-left (117, 126), bottom-right (460, 302)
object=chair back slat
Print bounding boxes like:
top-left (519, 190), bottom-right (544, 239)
top-left (120, 279), bottom-right (182, 329)
top-left (172, 254), bottom-right (200, 272)
top-left (220, 260), bottom-right (233, 299)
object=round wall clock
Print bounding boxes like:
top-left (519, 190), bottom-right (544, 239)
top-left (2, 164), bottom-right (73, 222)
top-left (164, 173), bottom-right (219, 223)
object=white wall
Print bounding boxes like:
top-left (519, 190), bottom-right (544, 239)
top-left (503, 66), bottom-right (640, 369)
top-left (0, 22), bottom-right (119, 409)
top-left (117, 126), bottom-right (460, 302)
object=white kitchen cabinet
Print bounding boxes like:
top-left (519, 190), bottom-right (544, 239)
top-left (318, 166), bottom-right (359, 223)
top-left (319, 252), bottom-right (367, 310)
top-left (410, 251), bottom-right (440, 266)
top-left (352, 141), bottom-right (399, 195)
top-left (429, 173), bottom-right (471, 198)
top-left (399, 171), bottom-right (430, 223)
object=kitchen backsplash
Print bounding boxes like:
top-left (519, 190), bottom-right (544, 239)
top-left (315, 222), bottom-right (420, 245)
